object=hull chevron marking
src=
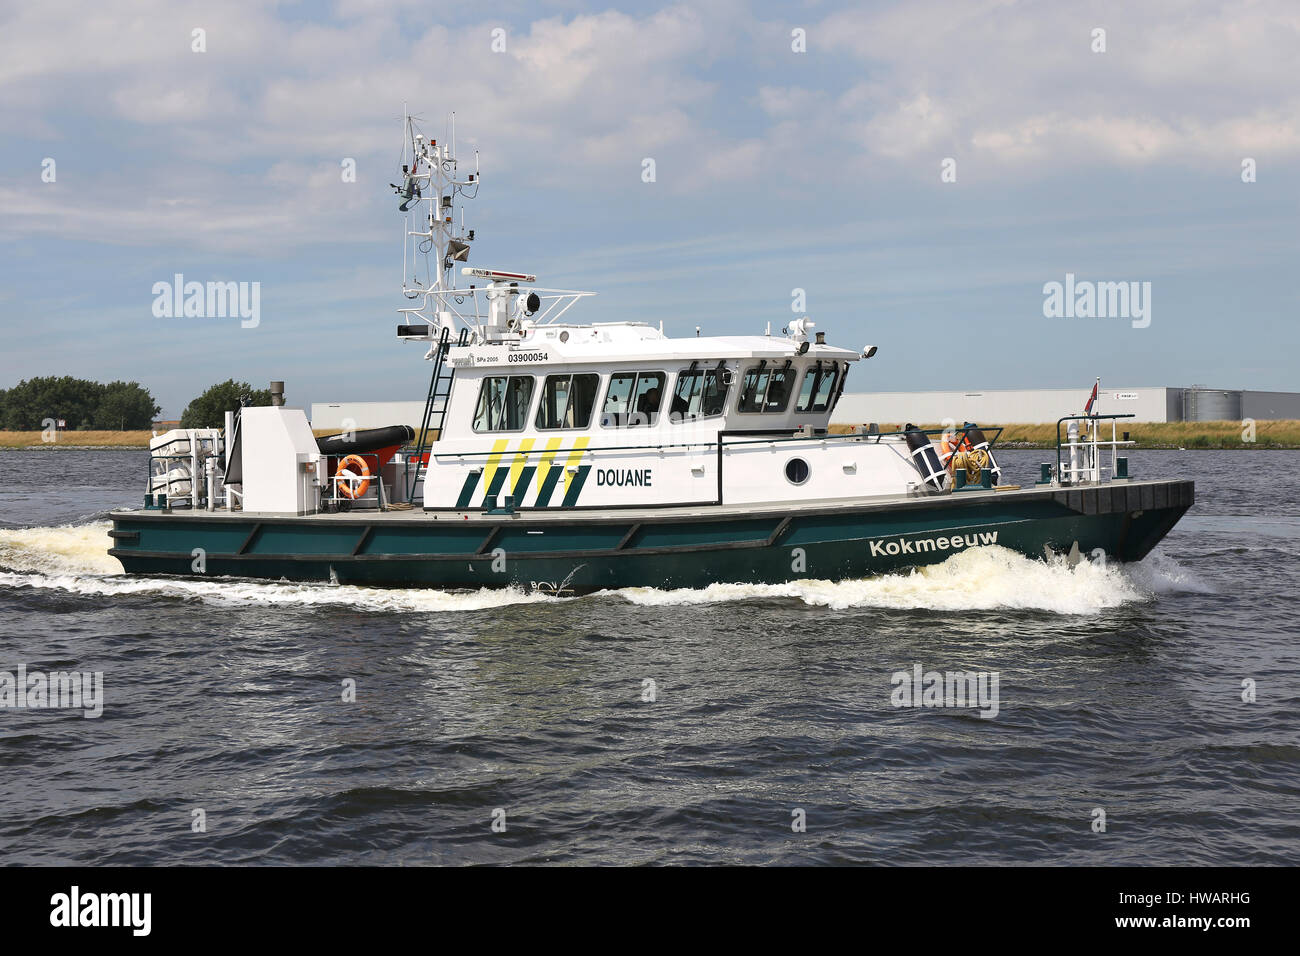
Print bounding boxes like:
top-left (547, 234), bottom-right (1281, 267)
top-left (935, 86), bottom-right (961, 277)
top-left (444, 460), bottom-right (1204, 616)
top-left (561, 438), bottom-right (590, 498)
top-left (511, 466), bottom-right (536, 503)
top-left (535, 462), bottom-right (564, 508)
top-left (508, 439), bottom-right (535, 494)
top-left (535, 438), bottom-right (589, 508)
top-left (481, 439), bottom-right (510, 499)
top-left (535, 437), bottom-right (563, 494)
top-left (560, 465), bottom-right (592, 507)
top-left (483, 463), bottom-right (510, 504)
top-left (455, 472), bottom-right (480, 509)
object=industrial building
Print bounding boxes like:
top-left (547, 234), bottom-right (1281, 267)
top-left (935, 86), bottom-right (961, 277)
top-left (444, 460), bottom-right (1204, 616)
top-left (833, 387), bottom-right (1300, 425)
top-left (311, 401), bottom-right (432, 432)
top-left (310, 386), bottom-right (1300, 433)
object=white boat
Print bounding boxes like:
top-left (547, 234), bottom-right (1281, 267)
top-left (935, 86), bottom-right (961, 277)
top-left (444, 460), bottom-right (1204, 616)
top-left (108, 111), bottom-right (1193, 593)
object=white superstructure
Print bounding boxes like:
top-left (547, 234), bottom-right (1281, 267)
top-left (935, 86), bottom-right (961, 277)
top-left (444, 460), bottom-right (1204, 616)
top-left (382, 112), bottom-right (937, 512)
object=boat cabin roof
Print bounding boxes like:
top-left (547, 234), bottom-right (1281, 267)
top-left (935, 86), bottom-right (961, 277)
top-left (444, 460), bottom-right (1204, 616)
top-left (452, 322), bottom-right (862, 368)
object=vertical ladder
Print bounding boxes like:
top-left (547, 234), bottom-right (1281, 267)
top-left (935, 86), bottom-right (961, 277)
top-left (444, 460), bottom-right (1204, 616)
top-left (406, 327), bottom-right (461, 501)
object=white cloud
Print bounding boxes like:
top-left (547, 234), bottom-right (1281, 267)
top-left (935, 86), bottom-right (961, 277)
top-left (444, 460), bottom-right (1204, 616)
top-left (2, 0), bottom-right (1297, 256)
top-left (802, 0), bottom-right (1300, 168)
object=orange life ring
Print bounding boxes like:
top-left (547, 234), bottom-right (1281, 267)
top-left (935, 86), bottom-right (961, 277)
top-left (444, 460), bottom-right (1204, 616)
top-left (335, 454), bottom-right (371, 499)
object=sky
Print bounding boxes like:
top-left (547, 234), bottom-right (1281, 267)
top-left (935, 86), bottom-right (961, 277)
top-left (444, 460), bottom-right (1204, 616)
top-left (1, 0), bottom-right (1297, 418)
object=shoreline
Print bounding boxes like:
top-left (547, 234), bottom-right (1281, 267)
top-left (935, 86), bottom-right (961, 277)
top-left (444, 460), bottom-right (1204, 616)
top-left (830, 420), bottom-right (1300, 450)
top-left (3, 421), bottom-right (1298, 450)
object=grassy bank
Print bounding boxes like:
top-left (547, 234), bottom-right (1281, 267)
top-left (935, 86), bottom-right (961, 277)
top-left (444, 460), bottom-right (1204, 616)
top-left (0, 430), bottom-right (155, 448)
top-left (831, 420), bottom-right (1300, 449)
top-left (4, 420), bottom-right (1298, 450)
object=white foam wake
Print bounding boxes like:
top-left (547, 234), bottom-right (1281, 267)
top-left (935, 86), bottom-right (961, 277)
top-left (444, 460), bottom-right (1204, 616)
top-left (0, 524), bottom-right (1202, 616)
top-left (0, 522), bottom-right (122, 575)
top-left (0, 521), bottom-right (554, 613)
top-left (609, 545), bottom-right (1198, 615)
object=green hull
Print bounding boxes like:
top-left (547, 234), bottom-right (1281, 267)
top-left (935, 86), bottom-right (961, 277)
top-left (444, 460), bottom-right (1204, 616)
top-left (108, 480), bottom-right (1192, 594)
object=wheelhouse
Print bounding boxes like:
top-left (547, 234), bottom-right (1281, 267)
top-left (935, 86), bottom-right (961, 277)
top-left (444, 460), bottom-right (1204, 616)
top-left (440, 329), bottom-right (858, 448)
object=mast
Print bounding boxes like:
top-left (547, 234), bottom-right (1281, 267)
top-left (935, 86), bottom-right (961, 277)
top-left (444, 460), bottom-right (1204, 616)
top-left (392, 110), bottom-right (593, 350)
top-left (394, 109), bottom-right (479, 344)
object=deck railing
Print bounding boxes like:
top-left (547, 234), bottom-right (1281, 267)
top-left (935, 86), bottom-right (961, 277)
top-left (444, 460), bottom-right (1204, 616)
top-left (1055, 414), bottom-right (1136, 485)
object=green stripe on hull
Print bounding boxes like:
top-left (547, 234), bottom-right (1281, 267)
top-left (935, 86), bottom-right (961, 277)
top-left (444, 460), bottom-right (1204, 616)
top-left (481, 467), bottom-right (509, 505)
top-left (511, 466), bottom-right (536, 504)
top-left (534, 466), bottom-right (563, 508)
top-left (560, 465), bottom-right (591, 508)
top-left (454, 472), bottom-right (480, 509)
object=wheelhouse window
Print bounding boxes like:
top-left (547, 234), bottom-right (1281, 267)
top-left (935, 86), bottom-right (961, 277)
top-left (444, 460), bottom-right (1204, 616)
top-left (536, 373), bottom-right (600, 430)
top-left (738, 363), bottom-right (796, 413)
top-left (472, 375), bottom-right (535, 432)
top-left (795, 362), bottom-right (841, 413)
top-left (669, 364), bottom-right (731, 422)
top-left (601, 371), bottom-right (665, 427)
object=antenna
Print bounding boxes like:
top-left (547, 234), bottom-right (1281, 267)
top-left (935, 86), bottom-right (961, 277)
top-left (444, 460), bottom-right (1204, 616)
top-left (393, 109), bottom-right (594, 348)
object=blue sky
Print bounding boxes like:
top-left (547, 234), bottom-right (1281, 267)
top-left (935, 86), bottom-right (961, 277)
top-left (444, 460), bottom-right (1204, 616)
top-left (2, 0), bottom-right (1297, 418)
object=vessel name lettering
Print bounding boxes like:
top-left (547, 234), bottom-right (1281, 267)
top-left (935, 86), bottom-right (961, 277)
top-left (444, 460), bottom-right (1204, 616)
top-left (596, 468), bottom-right (652, 487)
top-left (870, 531), bottom-right (998, 557)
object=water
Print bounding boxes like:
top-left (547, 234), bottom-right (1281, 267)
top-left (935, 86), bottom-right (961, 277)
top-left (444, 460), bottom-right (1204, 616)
top-left (1, 446), bottom-right (1297, 865)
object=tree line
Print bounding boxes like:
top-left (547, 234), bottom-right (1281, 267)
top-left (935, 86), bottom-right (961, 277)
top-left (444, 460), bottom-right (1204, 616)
top-left (0, 377), bottom-right (160, 430)
top-left (0, 377), bottom-right (272, 431)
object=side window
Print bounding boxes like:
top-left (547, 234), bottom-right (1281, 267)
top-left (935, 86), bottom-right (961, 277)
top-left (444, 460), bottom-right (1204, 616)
top-left (796, 362), bottom-right (840, 413)
top-left (701, 368), bottom-right (730, 417)
top-left (764, 367), bottom-right (794, 413)
top-left (739, 364), bottom-right (795, 413)
top-left (569, 373), bottom-right (599, 428)
top-left (602, 371), bottom-right (665, 427)
top-left (536, 373), bottom-right (600, 430)
top-left (472, 375), bottom-right (535, 432)
top-left (738, 366), bottom-right (770, 413)
top-left (829, 362), bottom-right (848, 411)
top-left (669, 366), bottom-right (731, 422)
top-left (602, 372), bottom-right (635, 425)
top-left (671, 370), bottom-right (701, 420)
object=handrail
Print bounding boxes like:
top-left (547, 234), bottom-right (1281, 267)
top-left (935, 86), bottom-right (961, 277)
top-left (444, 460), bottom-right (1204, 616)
top-left (324, 467), bottom-right (386, 507)
top-left (1055, 413), bottom-right (1135, 485)
top-left (402, 286), bottom-right (596, 331)
top-left (429, 422), bottom-right (1005, 461)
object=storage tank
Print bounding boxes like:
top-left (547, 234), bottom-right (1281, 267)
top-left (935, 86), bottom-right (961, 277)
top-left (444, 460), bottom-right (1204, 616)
top-left (1184, 388), bottom-right (1243, 421)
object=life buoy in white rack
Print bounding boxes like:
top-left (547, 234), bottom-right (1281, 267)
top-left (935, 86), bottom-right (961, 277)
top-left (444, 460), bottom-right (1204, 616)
top-left (335, 454), bottom-right (372, 499)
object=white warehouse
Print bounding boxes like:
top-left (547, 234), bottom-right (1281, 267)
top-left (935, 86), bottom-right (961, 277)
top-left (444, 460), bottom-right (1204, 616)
top-left (311, 401), bottom-right (433, 432)
top-left (834, 386), bottom-right (1172, 425)
top-left (833, 387), bottom-right (1300, 425)
top-left (310, 386), bottom-right (1299, 433)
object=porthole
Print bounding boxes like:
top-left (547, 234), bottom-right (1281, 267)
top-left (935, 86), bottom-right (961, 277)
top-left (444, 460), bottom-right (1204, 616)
top-left (785, 457), bottom-right (810, 485)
